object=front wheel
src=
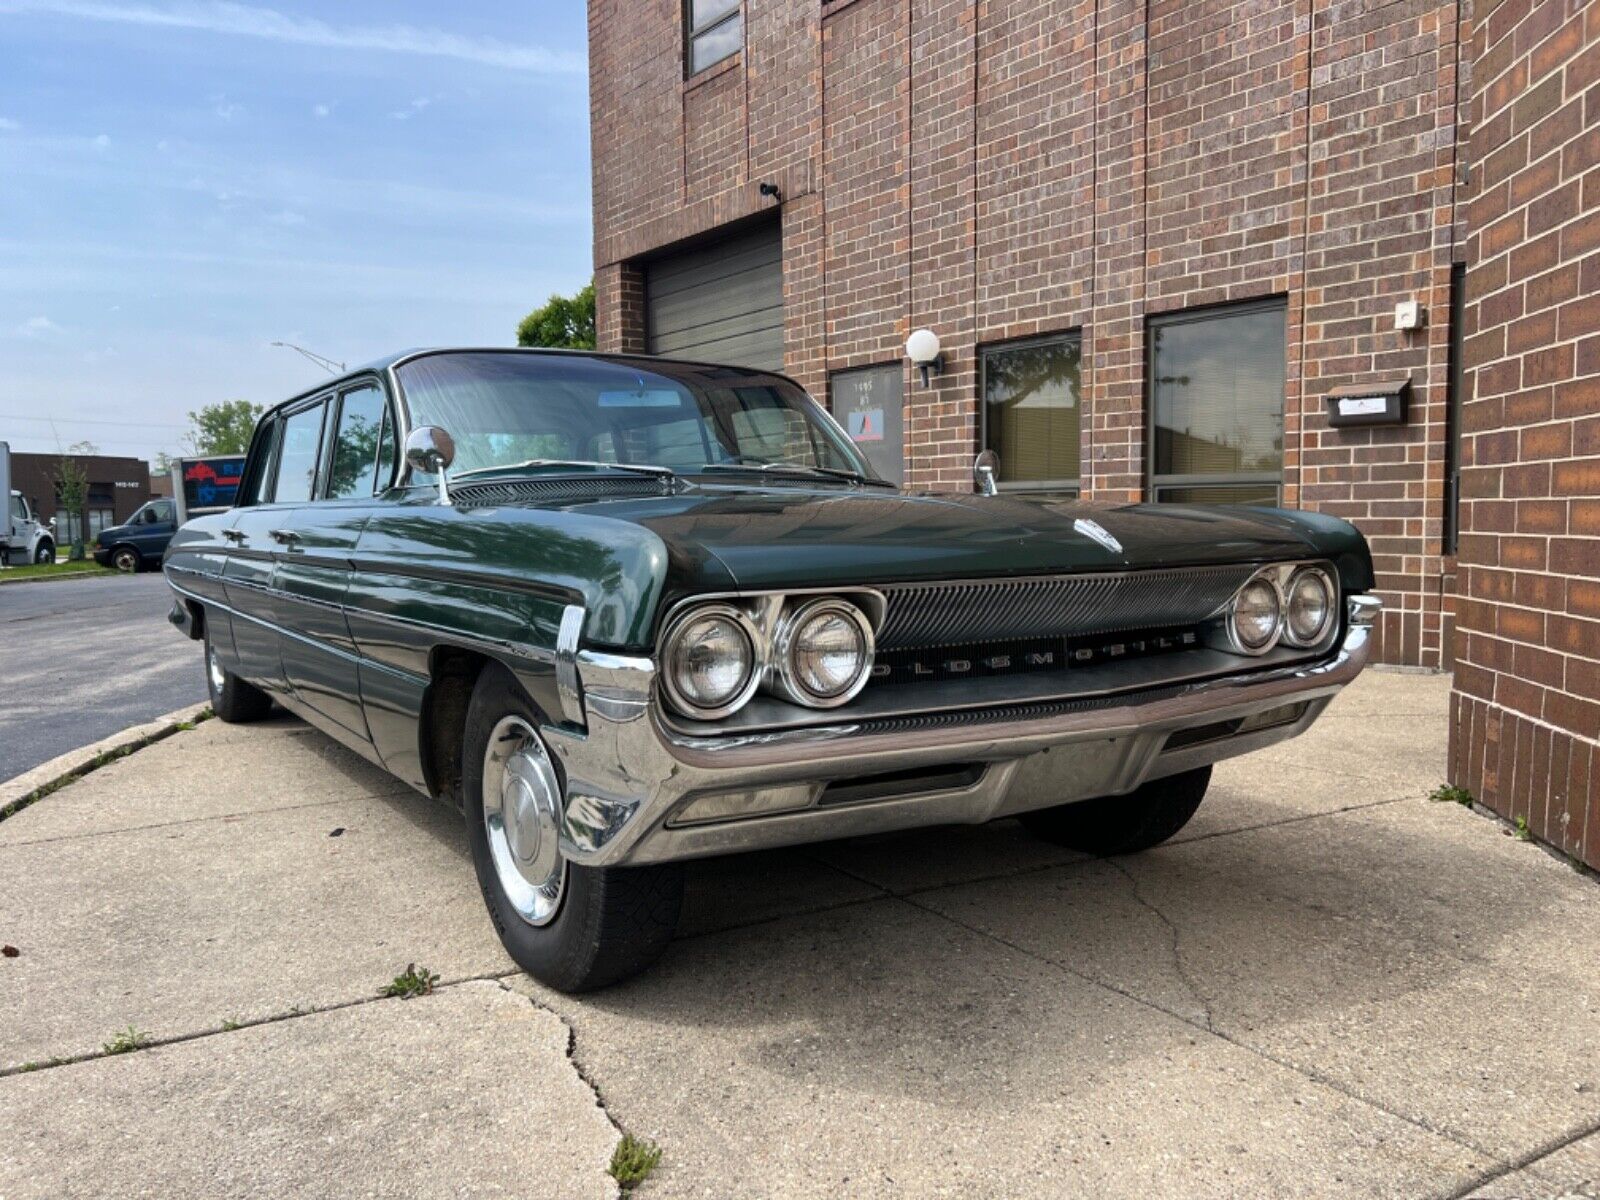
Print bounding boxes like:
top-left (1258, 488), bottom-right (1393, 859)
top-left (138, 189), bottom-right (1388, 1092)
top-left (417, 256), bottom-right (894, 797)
top-left (463, 663), bottom-right (682, 993)
top-left (111, 545), bottom-right (141, 572)
top-left (1020, 765), bottom-right (1211, 855)
top-left (205, 634), bottom-right (273, 723)
top-left (34, 540), bottom-right (54, 565)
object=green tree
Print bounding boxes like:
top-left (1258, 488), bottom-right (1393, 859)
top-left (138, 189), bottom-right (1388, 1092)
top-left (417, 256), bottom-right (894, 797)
top-left (185, 401), bottom-right (263, 456)
top-left (54, 456), bottom-right (90, 561)
top-left (516, 282), bottom-right (596, 349)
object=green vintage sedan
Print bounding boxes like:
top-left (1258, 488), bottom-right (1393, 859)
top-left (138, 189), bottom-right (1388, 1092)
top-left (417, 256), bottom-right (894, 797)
top-left (164, 348), bottom-right (1380, 991)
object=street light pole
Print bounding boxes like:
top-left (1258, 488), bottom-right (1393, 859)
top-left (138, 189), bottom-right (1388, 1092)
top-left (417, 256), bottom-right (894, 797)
top-left (270, 341), bottom-right (345, 374)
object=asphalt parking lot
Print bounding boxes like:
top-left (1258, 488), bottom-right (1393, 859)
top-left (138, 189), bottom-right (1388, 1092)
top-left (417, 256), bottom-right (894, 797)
top-left (2, 669), bottom-right (1598, 1199)
top-left (0, 572), bottom-right (206, 783)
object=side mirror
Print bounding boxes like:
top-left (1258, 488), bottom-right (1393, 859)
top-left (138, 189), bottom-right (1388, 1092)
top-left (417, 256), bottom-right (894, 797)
top-left (404, 426), bottom-right (456, 507)
top-left (973, 449), bottom-right (999, 497)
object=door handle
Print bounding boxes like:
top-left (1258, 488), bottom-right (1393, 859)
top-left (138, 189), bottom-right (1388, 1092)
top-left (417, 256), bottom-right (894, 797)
top-left (221, 529), bottom-right (245, 544)
top-left (268, 528), bottom-right (300, 545)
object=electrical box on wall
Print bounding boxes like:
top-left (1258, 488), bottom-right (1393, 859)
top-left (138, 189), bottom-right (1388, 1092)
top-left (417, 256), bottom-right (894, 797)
top-left (1325, 378), bottom-right (1411, 429)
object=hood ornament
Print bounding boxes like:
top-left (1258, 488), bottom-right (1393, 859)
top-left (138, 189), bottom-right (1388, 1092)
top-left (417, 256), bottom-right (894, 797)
top-left (1073, 517), bottom-right (1122, 554)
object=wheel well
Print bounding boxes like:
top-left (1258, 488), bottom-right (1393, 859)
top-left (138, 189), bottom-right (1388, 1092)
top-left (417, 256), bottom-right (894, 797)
top-left (420, 646), bottom-right (491, 809)
top-left (110, 542), bottom-right (139, 557)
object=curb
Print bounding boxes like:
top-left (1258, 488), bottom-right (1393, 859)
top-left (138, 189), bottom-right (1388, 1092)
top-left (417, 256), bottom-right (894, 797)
top-left (0, 702), bottom-right (213, 817)
top-left (0, 566), bottom-right (116, 587)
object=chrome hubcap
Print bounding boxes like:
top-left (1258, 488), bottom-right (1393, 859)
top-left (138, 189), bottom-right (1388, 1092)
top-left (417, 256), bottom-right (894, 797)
top-left (482, 716), bottom-right (566, 927)
top-left (207, 644), bottom-right (226, 694)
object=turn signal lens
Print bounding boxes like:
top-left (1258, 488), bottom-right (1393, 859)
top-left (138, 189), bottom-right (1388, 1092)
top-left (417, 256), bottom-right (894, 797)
top-left (1231, 578), bottom-right (1281, 653)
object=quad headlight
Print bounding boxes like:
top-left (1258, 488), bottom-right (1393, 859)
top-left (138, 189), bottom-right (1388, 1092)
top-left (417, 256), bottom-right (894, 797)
top-left (1284, 566), bottom-right (1335, 647)
top-left (772, 598), bottom-right (875, 708)
top-left (660, 604), bottom-right (761, 719)
top-left (1229, 576), bottom-right (1283, 654)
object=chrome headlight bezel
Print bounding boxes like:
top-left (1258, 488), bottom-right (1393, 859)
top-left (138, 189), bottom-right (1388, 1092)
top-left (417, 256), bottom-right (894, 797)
top-left (1282, 565), bottom-right (1337, 648)
top-left (1227, 573), bottom-right (1284, 655)
top-left (770, 596), bottom-right (876, 709)
top-left (658, 602), bottom-right (763, 720)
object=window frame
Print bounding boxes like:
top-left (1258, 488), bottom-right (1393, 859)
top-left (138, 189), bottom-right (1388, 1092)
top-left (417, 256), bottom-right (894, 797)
top-left (979, 330), bottom-right (1084, 499)
top-left (684, 0), bottom-right (741, 76)
top-left (270, 394), bottom-right (333, 506)
top-left (320, 379), bottom-right (396, 501)
top-left (1146, 296), bottom-right (1287, 505)
top-left (1444, 262), bottom-right (1466, 555)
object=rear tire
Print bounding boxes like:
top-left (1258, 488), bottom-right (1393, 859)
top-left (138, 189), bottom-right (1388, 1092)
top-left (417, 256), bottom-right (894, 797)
top-left (1020, 765), bottom-right (1211, 855)
top-left (462, 662), bottom-right (682, 993)
top-left (205, 633), bottom-right (273, 723)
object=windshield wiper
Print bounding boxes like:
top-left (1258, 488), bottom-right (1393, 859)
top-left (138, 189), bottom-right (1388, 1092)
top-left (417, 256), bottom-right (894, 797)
top-left (696, 460), bottom-right (890, 487)
top-left (453, 459), bottom-right (676, 481)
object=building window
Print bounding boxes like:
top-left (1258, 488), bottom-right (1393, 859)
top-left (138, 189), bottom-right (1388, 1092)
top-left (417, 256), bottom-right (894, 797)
top-left (686, 0), bottom-right (741, 74)
top-left (981, 333), bottom-right (1082, 498)
top-left (1444, 263), bottom-right (1465, 554)
top-left (1149, 299), bottom-right (1285, 505)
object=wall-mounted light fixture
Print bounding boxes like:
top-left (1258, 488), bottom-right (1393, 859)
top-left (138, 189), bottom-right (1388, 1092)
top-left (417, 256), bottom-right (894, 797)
top-left (758, 181), bottom-right (782, 203)
top-left (905, 328), bottom-right (943, 388)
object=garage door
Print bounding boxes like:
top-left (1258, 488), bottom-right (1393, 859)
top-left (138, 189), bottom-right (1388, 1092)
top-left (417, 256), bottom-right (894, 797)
top-left (646, 222), bottom-right (783, 371)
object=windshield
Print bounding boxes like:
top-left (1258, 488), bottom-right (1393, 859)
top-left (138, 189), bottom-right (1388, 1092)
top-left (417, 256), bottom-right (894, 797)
top-left (395, 352), bottom-right (876, 482)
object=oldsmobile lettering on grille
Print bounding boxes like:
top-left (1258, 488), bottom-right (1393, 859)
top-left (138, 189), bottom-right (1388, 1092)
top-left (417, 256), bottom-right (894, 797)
top-left (870, 627), bottom-right (1200, 686)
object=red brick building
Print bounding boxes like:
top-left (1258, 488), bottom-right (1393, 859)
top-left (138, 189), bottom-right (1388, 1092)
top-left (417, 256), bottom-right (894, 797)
top-left (1451, 0), bottom-right (1600, 869)
top-left (589, 0), bottom-right (1474, 670)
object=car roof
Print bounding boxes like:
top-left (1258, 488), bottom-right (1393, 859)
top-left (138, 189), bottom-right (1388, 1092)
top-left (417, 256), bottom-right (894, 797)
top-left (266, 346), bottom-right (803, 415)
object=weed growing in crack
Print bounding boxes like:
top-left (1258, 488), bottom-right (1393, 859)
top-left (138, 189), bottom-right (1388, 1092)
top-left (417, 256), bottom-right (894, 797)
top-left (1429, 783), bottom-right (1473, 807)
top-left (380, 963), bottom-right (439, 999)
top-left (102, 1026), bottom-right (152, 1055)
top-left (609, 1134), bottom-right (662, 1192)
top-left (1513, 815), bottom-right (1532, 841)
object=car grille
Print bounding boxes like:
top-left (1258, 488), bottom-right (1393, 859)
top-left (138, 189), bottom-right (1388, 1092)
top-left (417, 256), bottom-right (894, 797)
top-left (453, 476), bottom-right (675, 506)
top-left (875, 564), bottom-right (1255, 650)
top-left (869, 625), bottom-right (1203, 688)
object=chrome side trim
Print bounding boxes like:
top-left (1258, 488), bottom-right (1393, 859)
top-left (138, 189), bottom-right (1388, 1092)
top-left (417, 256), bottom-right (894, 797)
top-left (555, 604), bottom-right (586, 725)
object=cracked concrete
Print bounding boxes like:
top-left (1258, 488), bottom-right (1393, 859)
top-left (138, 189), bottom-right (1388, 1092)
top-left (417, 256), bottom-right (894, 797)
top-left (3, 669), bottom-right (1599, 1198)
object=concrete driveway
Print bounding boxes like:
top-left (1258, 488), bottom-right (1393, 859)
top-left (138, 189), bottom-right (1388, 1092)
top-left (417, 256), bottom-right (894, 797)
top-left (2, 671), bottom-right (1598, 1198)
top-left (0, 572), bottom-right (207, 783)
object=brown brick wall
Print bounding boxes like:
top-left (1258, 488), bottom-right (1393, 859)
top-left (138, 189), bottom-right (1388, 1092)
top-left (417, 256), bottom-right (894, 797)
top-left (1451, 0), bottom-right (1600, 869)
top-left (589, 0), bottom-right (1473, 667)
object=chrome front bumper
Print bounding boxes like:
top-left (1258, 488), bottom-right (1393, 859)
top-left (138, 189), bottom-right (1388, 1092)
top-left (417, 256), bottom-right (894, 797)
top-left (542, 595), bottom-right (1381, 867)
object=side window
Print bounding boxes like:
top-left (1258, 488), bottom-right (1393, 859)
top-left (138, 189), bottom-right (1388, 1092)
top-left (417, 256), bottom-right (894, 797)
top-left (326, 384), bottom-right (387, 500)
top-left (9, 495), bottom-right (24, 522)
top-left (154, 501), bottom-right (175, 524)
top-left (242, 419), bottom-right (281, 505)
top-left (273, 402), bottom-right (326, 504)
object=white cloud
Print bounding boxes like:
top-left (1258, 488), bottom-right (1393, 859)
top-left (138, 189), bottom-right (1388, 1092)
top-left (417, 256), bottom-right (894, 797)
top-left (0, 0), bottom-right (585, 73)
top-left (266, 209), bottom-right (305, 226)
top-left (92, 132), bottom-right (110, 148)
top-left (212, 96), bottom-right (240, 120)
top-left (389, 96), bottom-right (432, 121)
top-left (13, 316), bottom-right (64, 338)
top-left (0, 117), bottom-right (19, 131)
top-left (312, 103), bottom-right (329, 119)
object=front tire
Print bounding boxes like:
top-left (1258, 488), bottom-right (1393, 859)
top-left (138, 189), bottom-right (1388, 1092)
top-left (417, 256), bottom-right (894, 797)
top-left (1020, 765), bottom-right (1211, 855)
top-left (463, 663), bottom-right (682, 993)
top-left (205, 634), bottom-right (273, 723)
top-left (111, 545), bottom-right (141, 572)
top-left (34, 540), bottom-right (54, 564)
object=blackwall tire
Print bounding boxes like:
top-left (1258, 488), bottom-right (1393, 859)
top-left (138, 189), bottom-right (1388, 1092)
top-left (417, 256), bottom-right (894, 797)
top-left (1020, 765), bottom-right (1211, 856)
top-left (205, 633), bottom-right (273, 723)
top-left (463, 662), bottom-right (683, 993)
top-left (34, 541), bottom-right (54, 565)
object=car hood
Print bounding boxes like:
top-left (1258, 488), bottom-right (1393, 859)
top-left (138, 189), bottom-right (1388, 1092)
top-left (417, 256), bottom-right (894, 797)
top-left (571, 485), bottom-right (1372, 594)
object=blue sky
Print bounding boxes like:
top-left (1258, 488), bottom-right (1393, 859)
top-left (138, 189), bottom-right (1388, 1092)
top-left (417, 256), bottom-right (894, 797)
top-left (0, 0), bottom-right (592, 463)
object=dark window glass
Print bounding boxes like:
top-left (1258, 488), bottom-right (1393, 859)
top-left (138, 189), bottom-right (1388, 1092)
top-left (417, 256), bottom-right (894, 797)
top-left (326, 385), bottom-right (387, 500)
top-left (243, 420), bottom-right (281, 505)
top-left (374, 402), bottom-right (396, 493)
top-left (273, 403), bottom-right (325, 504)
top-left (153, 501), bottom-right (175, 523)
top-left (687, 0), bottom-right (740, 73)
top-left (1150, 300), bottom-right (1285, 504)
top-left (982, 335), bottom-right (1081, 496)
top-left (1444, 263), bottom-right (1465, 553)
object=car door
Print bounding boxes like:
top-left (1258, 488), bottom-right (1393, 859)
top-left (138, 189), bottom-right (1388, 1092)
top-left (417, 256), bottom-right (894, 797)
top-left (275, 380), bottom-right (395, 741)
top-left (135, 499), bottom-right (177, 560)
top-left (222, 398), bottom-right (327, 695)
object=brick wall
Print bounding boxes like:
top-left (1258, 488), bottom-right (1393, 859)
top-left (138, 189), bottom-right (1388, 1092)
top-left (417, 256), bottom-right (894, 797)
top-left (589, 0), bottom-right (1472, 667)
top-left (1451, 0), bottom-right (1600, 869)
